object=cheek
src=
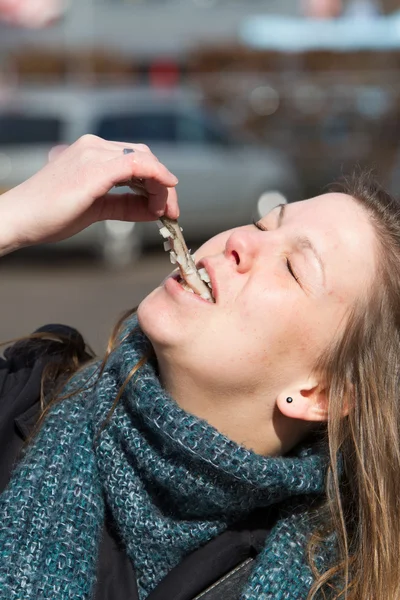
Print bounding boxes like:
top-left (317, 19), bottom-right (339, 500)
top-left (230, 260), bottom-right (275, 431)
top-left (231, 289), bottom-right (292, 354)
top-left (239, 288), bottom-right (318, 363)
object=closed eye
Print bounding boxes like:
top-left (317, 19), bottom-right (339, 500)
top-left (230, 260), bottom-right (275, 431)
top-left (252, 219), bottom-right (268, 232)
top-left (286, 258), bottom-right (299, 282)
top-left (253, 219), bottom-right (300, 284)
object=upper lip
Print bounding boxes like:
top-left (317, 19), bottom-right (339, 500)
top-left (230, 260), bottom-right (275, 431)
top-left (197, 258), bottom-right (218, 302)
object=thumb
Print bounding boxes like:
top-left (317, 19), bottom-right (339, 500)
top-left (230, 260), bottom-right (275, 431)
top-left (93, 192), bottom-right (160, 223)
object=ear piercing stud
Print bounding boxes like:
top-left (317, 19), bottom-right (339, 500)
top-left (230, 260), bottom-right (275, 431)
top-left (286, 397), bottom-right (293, 404)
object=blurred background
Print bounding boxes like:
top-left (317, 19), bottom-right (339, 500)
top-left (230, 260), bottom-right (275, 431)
top-left (1, 0), bottom-right (400, 351)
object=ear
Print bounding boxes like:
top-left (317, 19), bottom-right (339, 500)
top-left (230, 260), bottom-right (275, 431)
top-left (276, 377), bottom-right (330, 422)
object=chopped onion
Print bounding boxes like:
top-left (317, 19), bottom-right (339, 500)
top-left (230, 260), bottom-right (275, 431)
top-left (159, 227), bottom-right (170, 239)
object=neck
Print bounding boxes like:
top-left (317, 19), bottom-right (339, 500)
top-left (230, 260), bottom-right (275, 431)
top-left (156, 353), bottom-right (309, 457)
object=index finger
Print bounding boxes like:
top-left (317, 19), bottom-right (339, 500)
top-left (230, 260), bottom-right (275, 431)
top-left (122, 150), bottom-right (178, 187)
top-left (163, 186), bottom-right (180, 220)
top-left (105, 151), bottom-right (178, 190)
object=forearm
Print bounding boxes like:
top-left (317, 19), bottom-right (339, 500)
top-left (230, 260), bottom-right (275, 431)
top-left (0, 189), bottom-right (23, 257)
top-left (0, 136), bottom-right (179, 258)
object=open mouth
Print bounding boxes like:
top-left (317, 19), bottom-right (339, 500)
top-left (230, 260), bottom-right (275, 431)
top-left (176, 266), bottom-right (214, 301)
top-left (158, 217), bottom-right (216, 303)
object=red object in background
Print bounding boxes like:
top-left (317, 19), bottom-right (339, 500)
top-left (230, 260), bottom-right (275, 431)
top-left (149, 59), bottom-right (180, 88)
top-left (0, 0), bottom-right (64, 28)
top-left (302, 0), bottom-right (343, 17)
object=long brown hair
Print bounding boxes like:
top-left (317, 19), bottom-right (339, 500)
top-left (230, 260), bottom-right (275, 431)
top-left (9, 173), bottom-right (400, 599)
top-left (2, 308), bottom-right (142, 448)
top-left (307, 172), bottom-right (400, 599)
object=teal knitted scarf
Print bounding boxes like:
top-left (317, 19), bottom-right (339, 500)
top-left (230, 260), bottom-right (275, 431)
top-left (0, 316), bottom-right (332, 599)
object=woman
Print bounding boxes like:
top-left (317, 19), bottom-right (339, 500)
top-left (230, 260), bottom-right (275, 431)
top-left (0, 134), bottom-right (398, 599)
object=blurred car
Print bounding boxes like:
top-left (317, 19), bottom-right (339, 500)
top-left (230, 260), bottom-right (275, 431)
top-left (0, 86), bottom-right (301, 265)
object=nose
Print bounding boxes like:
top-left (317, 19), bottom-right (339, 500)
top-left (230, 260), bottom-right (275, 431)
top-left (224, 228), bottom-right (260, 274)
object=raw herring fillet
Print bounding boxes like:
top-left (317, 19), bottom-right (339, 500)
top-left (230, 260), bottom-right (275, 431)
top-left (116, 177), bottom-right (215, 302)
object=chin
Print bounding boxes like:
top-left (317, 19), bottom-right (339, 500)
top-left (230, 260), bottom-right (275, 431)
top-left (137, 286), bottom-right (185, 349)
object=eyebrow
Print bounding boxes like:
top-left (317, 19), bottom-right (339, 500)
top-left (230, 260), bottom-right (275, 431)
top-left (277, 203), bottom-right (326, 287)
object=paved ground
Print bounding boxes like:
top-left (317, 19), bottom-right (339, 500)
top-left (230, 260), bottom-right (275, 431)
top-left (0, 249), bottom-right (172, 354)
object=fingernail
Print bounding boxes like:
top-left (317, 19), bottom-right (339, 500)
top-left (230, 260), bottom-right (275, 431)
top-left (170, 174), bottom-right (179, 185)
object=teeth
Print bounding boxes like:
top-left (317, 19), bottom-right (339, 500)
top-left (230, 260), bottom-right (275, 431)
top-left (178, 277), bottom-right (195, 293)
top-left (177, 267), bottom-right (214, 299)
top-left (198, 267), bottom-right (213, 293)
top-left (198, 267), bottom-right (211, 284)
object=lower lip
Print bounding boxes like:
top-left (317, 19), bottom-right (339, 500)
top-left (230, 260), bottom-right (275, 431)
top-left (164, 275), bottom-right (213, 305)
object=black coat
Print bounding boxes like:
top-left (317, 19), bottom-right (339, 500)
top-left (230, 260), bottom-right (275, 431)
top-left (0, 325), bottom-right (276, 600)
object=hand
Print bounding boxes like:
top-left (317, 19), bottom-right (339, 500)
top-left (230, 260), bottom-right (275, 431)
top-left (0, 0), bottom-right (64, 28)
top-left (0, 134), bottom-right (179, 255)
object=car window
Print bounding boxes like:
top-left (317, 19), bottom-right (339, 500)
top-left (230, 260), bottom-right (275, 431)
top-left (94, 112), bottom-right (177, 143)
top-left (177, 114), bottom-right (229, 145)
top-left (0, 115), bottom-right (62, 145)
top-left (94, 111), bottom-right (230, 145)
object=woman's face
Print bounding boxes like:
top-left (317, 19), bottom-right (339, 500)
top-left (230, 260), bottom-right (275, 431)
top-left (138, 193), bottom-right (377, 438)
